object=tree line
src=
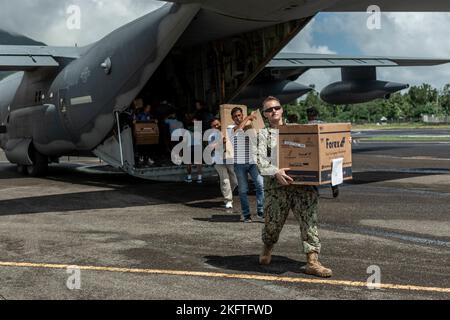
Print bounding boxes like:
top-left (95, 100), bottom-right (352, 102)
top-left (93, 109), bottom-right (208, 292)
top-left (283, 83), bottom-right (450, 124)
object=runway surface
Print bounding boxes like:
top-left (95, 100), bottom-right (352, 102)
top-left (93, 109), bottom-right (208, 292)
top-left (353, 128), bottom-right (450, 138)
top-left (0, 132), bottom-right (449, 300)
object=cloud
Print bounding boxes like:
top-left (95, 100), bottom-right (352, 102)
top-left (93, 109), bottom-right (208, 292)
top-left (289, 12), bottom-right (450, 91)
top-left (1, 2), bottom-right (448, 92)
top-left (0, 0), bottom-right (165, 46)
top-left (282, 17), bottom-right (341, 92)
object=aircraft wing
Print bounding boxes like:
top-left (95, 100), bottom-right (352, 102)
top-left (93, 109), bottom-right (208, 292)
top-left (0, 45), bottom-right (81, 71)
top-left (160, 0), bottom-right (450, 17)
top-left (263, 53), bottom-right (450, 81)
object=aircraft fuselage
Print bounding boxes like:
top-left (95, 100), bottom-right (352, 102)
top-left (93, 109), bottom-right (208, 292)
top-left (0, 3), bottom-right (201, 169)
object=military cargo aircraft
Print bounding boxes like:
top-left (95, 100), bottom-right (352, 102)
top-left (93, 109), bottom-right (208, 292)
top-left (1, 0), bottom-right (449, 178)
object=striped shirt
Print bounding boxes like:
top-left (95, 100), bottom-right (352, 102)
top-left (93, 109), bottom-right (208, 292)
top-left (230, 127), bottom-right (257, 165)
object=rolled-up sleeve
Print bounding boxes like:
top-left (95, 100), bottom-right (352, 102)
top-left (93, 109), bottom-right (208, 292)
top-left (257, 128), bottom-right (279, 177)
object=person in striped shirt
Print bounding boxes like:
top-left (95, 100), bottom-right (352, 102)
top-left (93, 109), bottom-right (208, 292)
top-left (230, 107), bottom-right (265, 223)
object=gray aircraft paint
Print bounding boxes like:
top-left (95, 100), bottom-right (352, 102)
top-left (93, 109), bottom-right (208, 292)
top-left (0, 0), bottom-right (449, 177)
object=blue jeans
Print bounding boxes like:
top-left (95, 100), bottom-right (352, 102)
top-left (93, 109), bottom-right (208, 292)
top-left (234, 164), bottom-right (265, 218)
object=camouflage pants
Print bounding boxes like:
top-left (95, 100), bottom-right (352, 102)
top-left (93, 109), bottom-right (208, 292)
top-left (262, 177), bottom-right (321, 254)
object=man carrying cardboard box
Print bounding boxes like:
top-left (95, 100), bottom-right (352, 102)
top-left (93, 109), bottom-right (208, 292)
top-left (230, 107), bottom-right (265, 223)
top-left (257, 96), bottom-right (332, 278)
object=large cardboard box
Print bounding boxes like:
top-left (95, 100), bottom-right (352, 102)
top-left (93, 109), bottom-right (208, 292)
top-left (220, 105), bottom-right (266, 159)
top-left (220, 104), bottom-right (265, 133)
top-left (251, 109), bottom-right (266, 131)
top-left (220, 104), bottom-right (247, 135)
top-left (278, 123), bottom-right (352, 185)
top-left (134, 122), bottom-right (159, 145)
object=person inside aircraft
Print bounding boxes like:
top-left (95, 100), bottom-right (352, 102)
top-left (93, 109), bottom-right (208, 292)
top-left (184, 118), bottom-right (204, 184)
top-left (119, 100), bottom-right (138, 130)
top-left (133, 104), bottom-right (156, 167)
top-left (193, 100), bottom-right (214, 133)
top-left (134, 104), bottom-right (153, 123)
top-left (164, 111), bottom-right (185, 153)
top-left (151, 101), bottom-right (177, 160)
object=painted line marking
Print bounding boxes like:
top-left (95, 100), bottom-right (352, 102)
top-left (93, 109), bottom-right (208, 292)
top-left (0, 261), bottom-right (450, 294)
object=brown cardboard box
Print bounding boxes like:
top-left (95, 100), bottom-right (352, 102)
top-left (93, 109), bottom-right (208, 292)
top-left (220, 104), bottom-right (248, 135)
top-left (220, 105), bottom-right (266, 133)
top-left (278, 123), bottom-right (352, 185)
top-left (220, 105), bottom-right (266, 159)
top-left (134, 122), bottom-right (160, 145)
top-left (251, 109), bottom-right (266, 131)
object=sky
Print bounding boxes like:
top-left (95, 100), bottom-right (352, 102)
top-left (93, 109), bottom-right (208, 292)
top-left (1, 0), bottom-right (449, 92)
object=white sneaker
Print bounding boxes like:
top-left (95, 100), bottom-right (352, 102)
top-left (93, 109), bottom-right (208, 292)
top-left (225, 201), bottom-right (233, 209)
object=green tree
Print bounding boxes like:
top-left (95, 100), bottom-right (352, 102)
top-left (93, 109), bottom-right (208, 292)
top-left (440, 84), bottom-right (450, 116)
top-left (407, 84), bottom-right (439, 119)
top-left (282, 82), bottom-right (447, 124)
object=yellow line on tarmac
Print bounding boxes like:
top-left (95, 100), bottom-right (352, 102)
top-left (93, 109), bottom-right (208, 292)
top-left (0, 261), bottom-right (450, 294)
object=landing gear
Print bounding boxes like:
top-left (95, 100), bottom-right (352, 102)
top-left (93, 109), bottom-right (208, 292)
top-left (17, 165), bottom-right (28, 175)
top-left (26, 149), bottom-right (48, 177)
top-left (332, 186), bottom-right (340, 198)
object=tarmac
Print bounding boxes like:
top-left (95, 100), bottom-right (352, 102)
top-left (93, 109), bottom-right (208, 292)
top-left (0, 135), bottom-right (450, 300)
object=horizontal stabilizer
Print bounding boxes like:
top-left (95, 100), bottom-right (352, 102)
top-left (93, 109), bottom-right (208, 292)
top-left (0, 55), bottom-right (58, 71)
top-left (0, 45), bottom-right (82, 71)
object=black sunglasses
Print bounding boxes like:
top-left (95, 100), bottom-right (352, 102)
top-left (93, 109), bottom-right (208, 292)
top-left (264, 106), bottom-right (282, 113)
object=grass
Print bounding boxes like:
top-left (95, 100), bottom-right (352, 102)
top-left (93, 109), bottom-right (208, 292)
top-left (352, 123), bottom-right (450, 130)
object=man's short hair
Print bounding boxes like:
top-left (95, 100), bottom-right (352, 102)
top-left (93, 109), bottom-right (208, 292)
top-left (231, 107), bottom-right (243, 117)
top-left (307, 106), bottom-right (319, 117)
top-left (210, 118), bottom-right (220, 125)
top-left (262, 96), bottom-right (281, 107)
top-left (196, 100), bottom-right (207, 108)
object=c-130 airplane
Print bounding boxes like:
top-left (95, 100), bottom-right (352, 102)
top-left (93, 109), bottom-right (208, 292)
top-left (1, 0), bottom-right (449, 179)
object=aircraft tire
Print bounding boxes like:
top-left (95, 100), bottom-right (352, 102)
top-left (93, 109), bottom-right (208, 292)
top-left (27, 149), bottom-right (48, 177)
top-left (332, 186), bottom-right (340, 198)
top-left (17, 165), bottom-right (28, 175)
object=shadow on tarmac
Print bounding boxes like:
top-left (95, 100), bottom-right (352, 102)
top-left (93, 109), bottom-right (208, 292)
top-left (204, 255), bottom-right (305, 275)
top-left (351, 171), bottom-right (444, 184)
top-left (194, 215), bottom-right (241, 223)
top-left (185, 201), bottom-right (226, 209)
top-left (0, 164), bottom-right (224, 216)
top-left (352, 144), bottom-right (410, 154)
top-left (1, 163), bottom-right (446, 216)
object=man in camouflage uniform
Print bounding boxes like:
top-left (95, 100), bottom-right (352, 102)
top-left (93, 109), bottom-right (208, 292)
top-left (256, 96), bottom-right (332, 278)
